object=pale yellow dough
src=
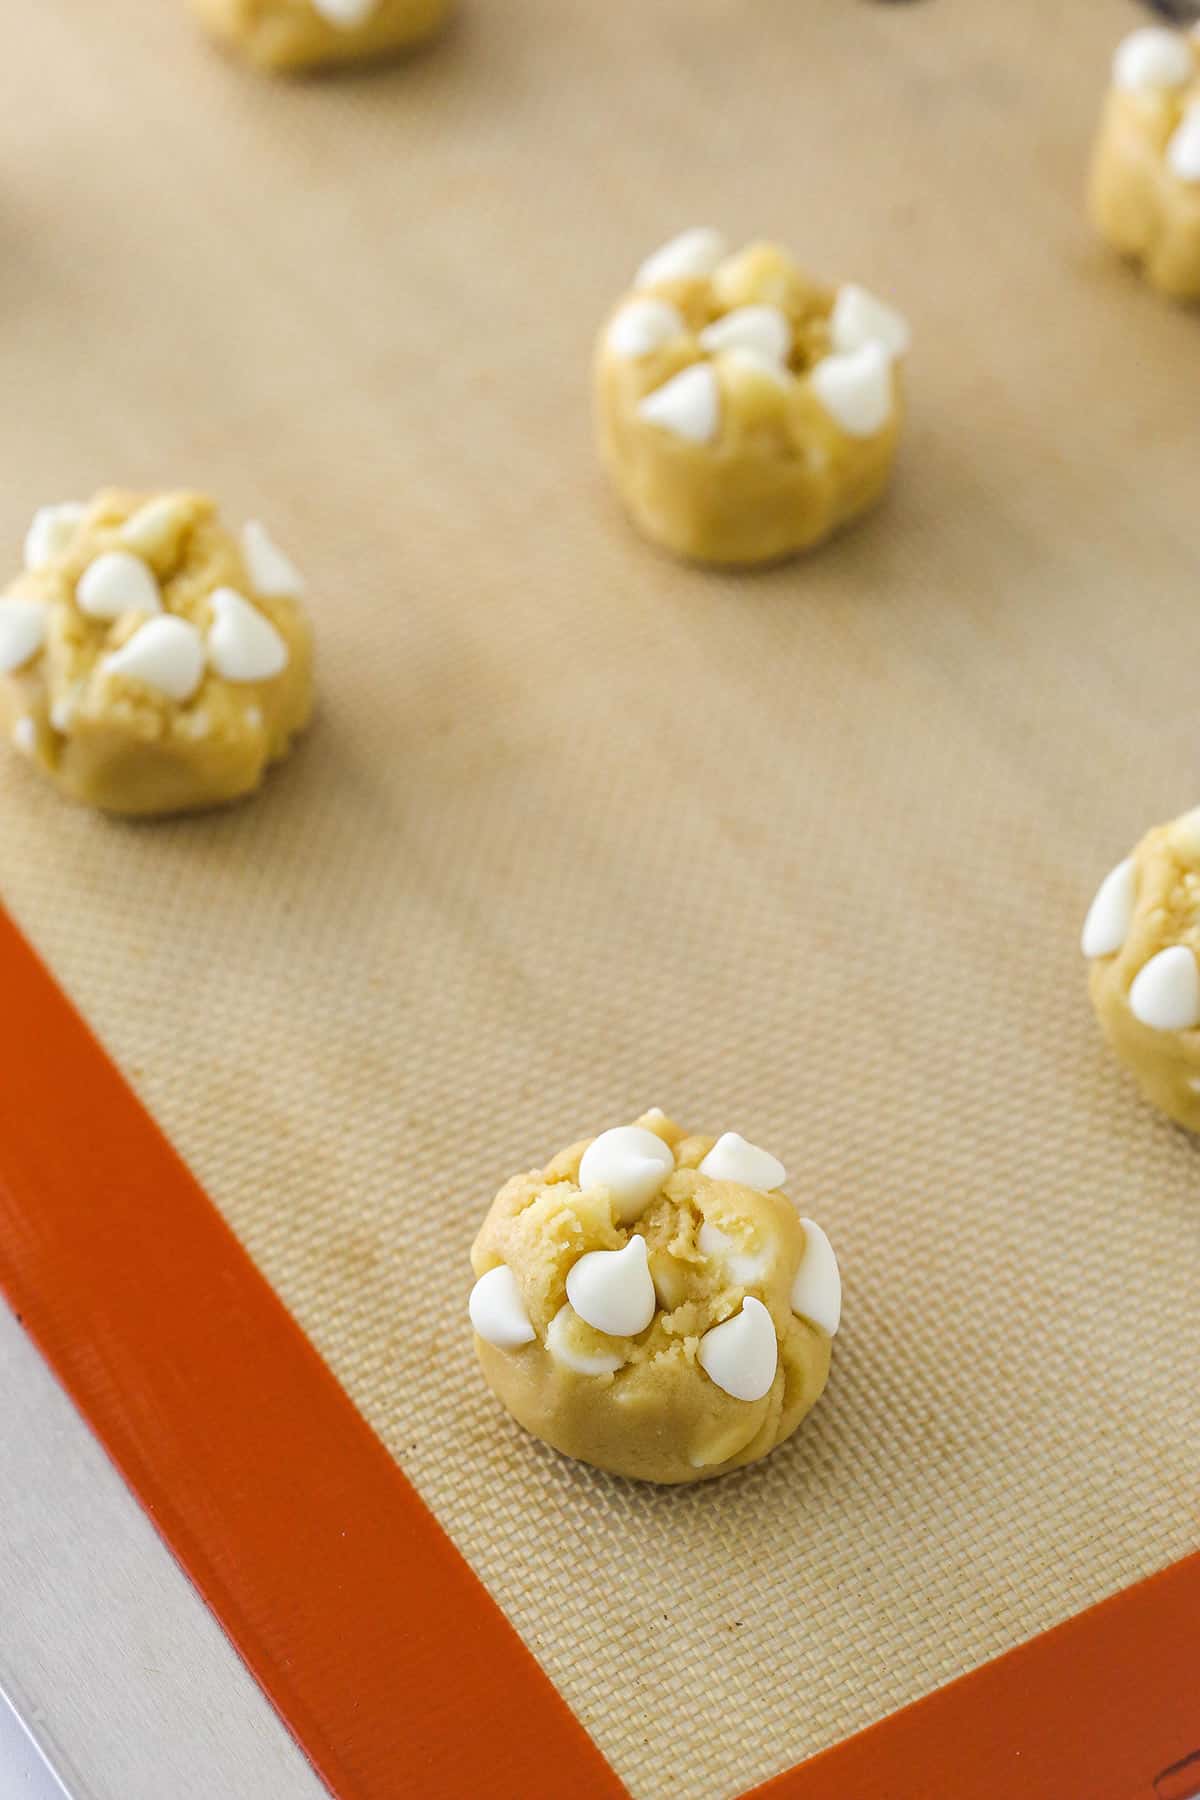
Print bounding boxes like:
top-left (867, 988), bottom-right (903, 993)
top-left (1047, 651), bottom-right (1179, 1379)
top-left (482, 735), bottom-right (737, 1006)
top-left (1087, 810), bottom-right (1200, 1131)
top-left (1089, 34), bottom-right (1200, 301)
top-left (1, 491), bottom-right (313, 816)
top-left (470, 1112), bottom-right (833, 1485)
top-left (190, 0), bottom-right (451, 75)
top-left (596, 241), bottom-right (905, 567)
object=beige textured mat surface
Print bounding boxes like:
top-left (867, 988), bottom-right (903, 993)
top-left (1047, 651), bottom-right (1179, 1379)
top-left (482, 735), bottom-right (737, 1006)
top-left (1, 1), bottom-right (1198, 1795)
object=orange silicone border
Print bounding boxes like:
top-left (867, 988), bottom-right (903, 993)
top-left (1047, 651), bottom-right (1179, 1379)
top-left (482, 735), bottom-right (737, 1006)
top-left (0, 901), bottom-right (1195, 1800)
top-left (745, 1549), bottom-right (1200, 1800)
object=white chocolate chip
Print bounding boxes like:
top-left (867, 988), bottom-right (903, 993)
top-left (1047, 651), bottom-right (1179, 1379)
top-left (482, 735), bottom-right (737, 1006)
top-left (637, 363), bottom-right (720, 444)
top-left (699, 1132), bottom-right (786, 1193)
top-left (119, 496), bottom-right (192, 559)
top-left (566, 1236), bottom-right (656, 1338)
top-left (1168, 807), bottom-right (1200, 859)
top-left (809, 343), bottom-right (893, 438)
top-left (829, 283), bottom-right (911, 359)
top-left (546, 1303), bottom-right (624, 1375)
top-left (790, 1219), bottom-right (841, 1337)
top-left (717, 346), bottom-right (793, 389)
top-left (11, 717), bottom-right (35, 756)
top-left (635, 227), bottom-right (728, 290)
top-left (697, 1220), bottom-right (776, 1286)
top-left (241, 521), bottom-right (306, 599)
top-left (468, 1264), bottom-right (536, 1349)
top-left (699, 304), bottom-right (791, 363)
top-left (1081, 857), bottom-right (1136, 959)
top-left (23, 502), bottom-right (85, 573)
top-left (311, 0), bottom-right (376, 24)
top-left (0, 598), bottom-right (48, 674)
top-left (103, 617), bottom-right (205, 702)
top-left (50, 695), bottom-right (76, 733)
top-left (606, 298), bottom-right (687, 359)
top-left (207, 587), bottom-right (289, 683)
top-left (697, 1296), bottom-right (778, 1402)
top-left (1129, 945), bottom-right (1200, 1032)
top-left (1113, 26), bottom-right (1193, 92)
top-left (76, 552), bottom-right (162, 622)
top-left (578, 1125), bottom-right (675, 1224)
top-left (1168, 105), bottom-right (1200, 182)
top-left (698, 1221), bottom-right (732, 1262)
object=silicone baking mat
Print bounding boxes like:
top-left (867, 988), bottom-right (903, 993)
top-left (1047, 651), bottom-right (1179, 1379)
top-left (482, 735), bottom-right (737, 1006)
top-left (0, 0), bottom-right (1197, 1796)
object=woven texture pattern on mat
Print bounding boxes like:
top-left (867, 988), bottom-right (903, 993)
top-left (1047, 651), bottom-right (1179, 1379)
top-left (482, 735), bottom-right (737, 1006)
top-left (1, 1), bottom-right (1198, 1796)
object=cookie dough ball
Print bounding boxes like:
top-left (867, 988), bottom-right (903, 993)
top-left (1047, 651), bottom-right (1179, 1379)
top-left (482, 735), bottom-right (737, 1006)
top-left (468, 1110), bottom-right (841, 1484)
top-left (1088, 25), bottom-right (1200, 302)
top-left (191, 0), bottom-right (451, 74)
top-left (1083, 807), bottom-right (1200, 1129)
top-left (0, 492), bottom-right (313, 816)
top-left (594, 230), bottom-right (909, 566)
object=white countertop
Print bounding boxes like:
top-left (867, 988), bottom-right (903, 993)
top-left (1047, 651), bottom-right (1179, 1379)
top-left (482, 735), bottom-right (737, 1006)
top-left (0, 1685), bottom-right (70, 1798)
top-left (0, 1305), bottom-right (325, 1800)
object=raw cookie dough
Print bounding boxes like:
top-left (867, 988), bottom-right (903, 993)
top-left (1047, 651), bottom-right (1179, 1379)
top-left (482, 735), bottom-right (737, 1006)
top-left (0, 491), bottom-right (313, 816)
top-left (1088, 24), bottom-right (1200, 302)
top-left (468, 1110), bottom-right (841, 1484)
top-left (1083, 806), bottom-right (1200, 1130)
top-left (190, 0), bottom-right (451, 74)
top-left (595, 230), bottom-right (909, 565)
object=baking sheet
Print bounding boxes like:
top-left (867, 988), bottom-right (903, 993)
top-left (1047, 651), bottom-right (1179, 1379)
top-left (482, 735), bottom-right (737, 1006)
top-left (0, 2), bottom-right (1197, 1796)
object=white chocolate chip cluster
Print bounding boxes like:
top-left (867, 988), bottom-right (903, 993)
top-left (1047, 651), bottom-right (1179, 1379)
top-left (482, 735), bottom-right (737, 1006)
top-left (0, 491), bottom-right (313, 815)
top-left (595, 229), bottom-right (910, 566)
top-left (469, 1110), bottom-right (840, 1484)
top-left (1089, 25), bottom-right (1200, 300)
top-left (1084, 806), bottom-right (1200, 1130)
